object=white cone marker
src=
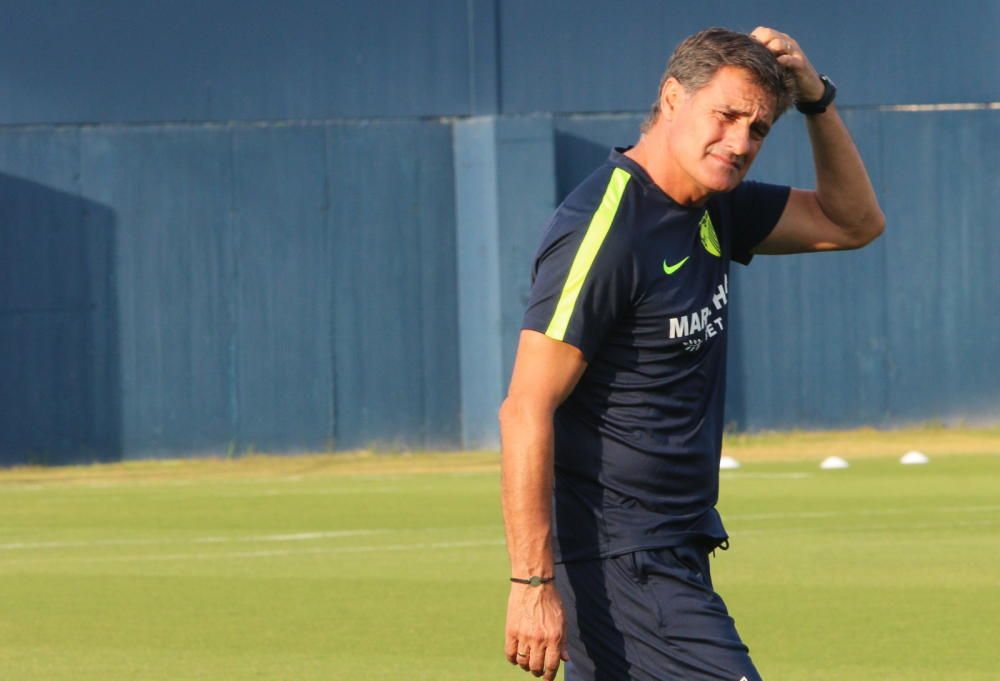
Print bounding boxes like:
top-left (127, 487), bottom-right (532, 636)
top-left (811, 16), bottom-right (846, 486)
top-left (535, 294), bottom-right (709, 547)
top-left (719, 455), bottom-right (741, 470)
top-left (820, 456), bottom-right (849, 470)
top-left (900, 450), bottom-right (929, 465)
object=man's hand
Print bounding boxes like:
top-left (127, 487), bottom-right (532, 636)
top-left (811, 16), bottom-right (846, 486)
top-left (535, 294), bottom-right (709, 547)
top-left (751, 26), bottom-right (824, 103)
top-left (504, 583), bottom-right (569, 680)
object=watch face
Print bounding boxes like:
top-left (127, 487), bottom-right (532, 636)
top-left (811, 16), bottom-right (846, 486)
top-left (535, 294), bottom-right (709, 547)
top-left (529, 576), bottom-right (542, 586)
top-left (820, 75), bottom-right (836, 101)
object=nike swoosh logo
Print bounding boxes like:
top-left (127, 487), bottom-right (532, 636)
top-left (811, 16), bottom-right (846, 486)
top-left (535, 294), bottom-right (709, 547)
top-left (662, 256), bottom-right (690, 275)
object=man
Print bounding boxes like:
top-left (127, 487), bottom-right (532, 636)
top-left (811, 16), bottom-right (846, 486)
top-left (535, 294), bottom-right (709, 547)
top-left (499, 27), bottom-right (884, 681)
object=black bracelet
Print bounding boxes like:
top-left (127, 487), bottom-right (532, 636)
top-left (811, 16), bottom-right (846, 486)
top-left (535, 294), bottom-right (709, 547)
top-left (510, 575), bottom-right (555, 587)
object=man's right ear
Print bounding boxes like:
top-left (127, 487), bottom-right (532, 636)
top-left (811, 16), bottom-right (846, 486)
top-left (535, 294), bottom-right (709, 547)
top-left (660, 77), bottom-right (684, 121)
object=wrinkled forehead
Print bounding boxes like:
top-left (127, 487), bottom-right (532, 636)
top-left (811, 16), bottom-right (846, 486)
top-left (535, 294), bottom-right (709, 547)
top-left (692, 66), bottom-right (777, 124)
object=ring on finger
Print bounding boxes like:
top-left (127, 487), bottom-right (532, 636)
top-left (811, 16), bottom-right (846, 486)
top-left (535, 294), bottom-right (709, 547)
top-left (516, 651), bottom-right (528, 658)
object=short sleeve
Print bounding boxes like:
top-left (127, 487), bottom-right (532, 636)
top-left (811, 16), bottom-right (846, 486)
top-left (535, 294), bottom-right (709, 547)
top-left (522, 228), bottom-right (632, 361)
top-left (522, 170), bottom-right (634, 361)
top-left (728, 180), bottom-right (791, 265)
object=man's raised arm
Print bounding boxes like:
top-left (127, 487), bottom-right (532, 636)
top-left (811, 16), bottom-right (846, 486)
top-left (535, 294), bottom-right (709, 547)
top-left (751, 26), bottom-right (886, 254)
top-left (499, 329), bottom-right (586, 681)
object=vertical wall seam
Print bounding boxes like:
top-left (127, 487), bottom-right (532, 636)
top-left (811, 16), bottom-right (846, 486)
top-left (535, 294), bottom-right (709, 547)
top-left (415, 149), bottom-right (429, 448)
top-left (465, 0), bottom-right (477, 114)
top-left (226, 129), bottom-right (241, 450)
top-left (492, 0), bottom-right (503, 113)
top-left (323, 123), bottom-right (338, 449)
top-left (877, 111), bottom-right (891, 424)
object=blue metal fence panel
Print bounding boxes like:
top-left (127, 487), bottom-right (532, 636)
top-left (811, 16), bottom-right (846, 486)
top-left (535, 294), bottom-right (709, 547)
top-left (792, 111), bottom-right (890, 428)
top-left (553, 115), bottom-right (643, 202)
top-left (0, 130), bottom-right (120, 464)
top-left (453, 118), bottom-right (504, 449)
top-left (731, 110), bottom-right (892, 430)
top-left (454, 116), bottom-right (557, 448)
top-left (326, 121), bottom-right (460, 449)
top-left (881, 110), bottom-right (1000, 423)
top-left (499, 0), bottom-right (999, 114)
top-left (0, 0), bottom-right (474, 124)
top-left (3, 1), bottom-right (992, 125)
top-left (495, 117), bottom-right (557, 392)
top-left (231, 125), bottom-right (335, 451)
top-left (79, 127), bottom-right (236, 456)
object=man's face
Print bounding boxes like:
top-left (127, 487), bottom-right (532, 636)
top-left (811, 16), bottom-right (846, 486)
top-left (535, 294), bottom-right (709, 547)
top-left (662, 66), bottom-right (776, 197)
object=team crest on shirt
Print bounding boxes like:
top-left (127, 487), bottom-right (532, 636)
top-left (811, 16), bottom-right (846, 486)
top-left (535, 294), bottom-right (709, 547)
top-left (699, 211), bottom-right (721, 257)
top-left (668, 274), bottom-right (729, 352)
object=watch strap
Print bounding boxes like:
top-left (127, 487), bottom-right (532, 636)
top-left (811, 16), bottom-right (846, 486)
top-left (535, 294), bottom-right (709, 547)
top-left (795, 74), bottom-right (836, 115)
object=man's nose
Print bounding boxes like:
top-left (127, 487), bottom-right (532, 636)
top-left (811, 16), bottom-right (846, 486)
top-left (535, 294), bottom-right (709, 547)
top-left (724, 123), bottom-right (751, 157)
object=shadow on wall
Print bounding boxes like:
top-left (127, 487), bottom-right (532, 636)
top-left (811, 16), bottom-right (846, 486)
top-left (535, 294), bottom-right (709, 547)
top-left (0, 174), bottom-right (120, 465)
top-left (554, 131), bottom-right (619, 202)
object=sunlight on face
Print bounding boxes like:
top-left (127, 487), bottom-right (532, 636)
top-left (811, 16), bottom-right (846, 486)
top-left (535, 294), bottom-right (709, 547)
top-left (667, 66), bottom-right (776, 198)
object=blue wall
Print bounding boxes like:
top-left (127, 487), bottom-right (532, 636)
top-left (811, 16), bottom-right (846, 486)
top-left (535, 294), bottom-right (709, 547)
top-left (0, 1), bottom-right (476, 123)
top-left (1, 120), bottom-right (460, 463)
top-left (0, 0), bottom-right (994, 124)
top-left (0, 1), bottom-right (996, 462)
top-left (0, 130), bottom-right (119, 463)
top-left (499, 1), bottom-right (999, 112)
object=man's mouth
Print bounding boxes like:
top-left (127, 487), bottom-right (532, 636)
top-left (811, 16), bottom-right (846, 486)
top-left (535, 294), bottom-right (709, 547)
top-left (710, 154), bottom-right (743, 171)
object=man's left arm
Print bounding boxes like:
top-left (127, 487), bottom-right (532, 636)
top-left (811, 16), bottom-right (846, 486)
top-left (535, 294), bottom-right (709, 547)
top-left (751, 26), bottom-right (886, 254)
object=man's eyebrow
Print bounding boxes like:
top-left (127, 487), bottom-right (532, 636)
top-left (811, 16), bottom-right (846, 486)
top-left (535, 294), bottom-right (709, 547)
top-left (719, 105), bottom-right (772, 136)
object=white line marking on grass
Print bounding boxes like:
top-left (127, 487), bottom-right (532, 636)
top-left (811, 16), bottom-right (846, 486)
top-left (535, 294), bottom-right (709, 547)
top-left (734, 518), bottom-right (999, 536)
top-left (726, 504), bottom-right (1000, 523)
top-left (11, 538), bottom-right (508, 565)
top-left (731, 511), bottom-right (839, 521)
top-left (326, 538), bottom-right (506, 555)
top-left (721, 472), bottom-right (814, 480)
top-left (0, 529), bottom-right (384, 551)
top-left (939, 504), bottom-right (1000, 513)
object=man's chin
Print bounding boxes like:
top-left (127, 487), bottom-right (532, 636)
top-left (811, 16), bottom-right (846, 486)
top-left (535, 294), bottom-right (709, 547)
top-left (701, 174), bottom-right (742, 194)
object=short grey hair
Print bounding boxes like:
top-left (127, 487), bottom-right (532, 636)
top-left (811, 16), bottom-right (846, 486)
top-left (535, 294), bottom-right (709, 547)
top-left (641, 27), bottom-right (794, 133)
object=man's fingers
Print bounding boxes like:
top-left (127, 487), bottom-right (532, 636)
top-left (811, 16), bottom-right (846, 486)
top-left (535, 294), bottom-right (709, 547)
top-left (542, 644), bottom-right (564, 681)
top-left (514, 645), bottom-right (531, 669)
top-left (751, 27), bottom-right (798, 57)
top-left (528, 644), bottom-right (547, 677)
top-left (750, 26), bottom-right (779, 44)
top-left (504, 634), bottom-right (519, 665)
top-left (517, 644), bottom-right (533, 672)
top-left (764, 36), bottom-right (795, 56)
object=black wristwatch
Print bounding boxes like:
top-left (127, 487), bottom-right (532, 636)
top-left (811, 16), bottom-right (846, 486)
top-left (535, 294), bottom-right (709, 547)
top-left (795, 74), bottom-right (836, 115)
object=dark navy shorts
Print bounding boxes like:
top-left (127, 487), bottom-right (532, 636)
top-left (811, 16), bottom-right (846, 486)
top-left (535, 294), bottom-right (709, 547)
top-left (555, 543), bottom-right (763, 681)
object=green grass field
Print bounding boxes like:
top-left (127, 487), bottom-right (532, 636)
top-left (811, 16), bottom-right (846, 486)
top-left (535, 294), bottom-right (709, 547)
top-left (1, 430), bottom-right (998, 680)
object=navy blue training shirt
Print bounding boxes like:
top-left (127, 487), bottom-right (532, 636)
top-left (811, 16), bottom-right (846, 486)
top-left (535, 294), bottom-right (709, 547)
top-left (522, 148), bottom-right (790, 562)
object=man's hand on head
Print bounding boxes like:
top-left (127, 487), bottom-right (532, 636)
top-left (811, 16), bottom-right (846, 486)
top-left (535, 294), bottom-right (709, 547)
top-left (748, 27), bottom-right (886, 254)
top-left (751, 26), bottom-right (824, 103)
